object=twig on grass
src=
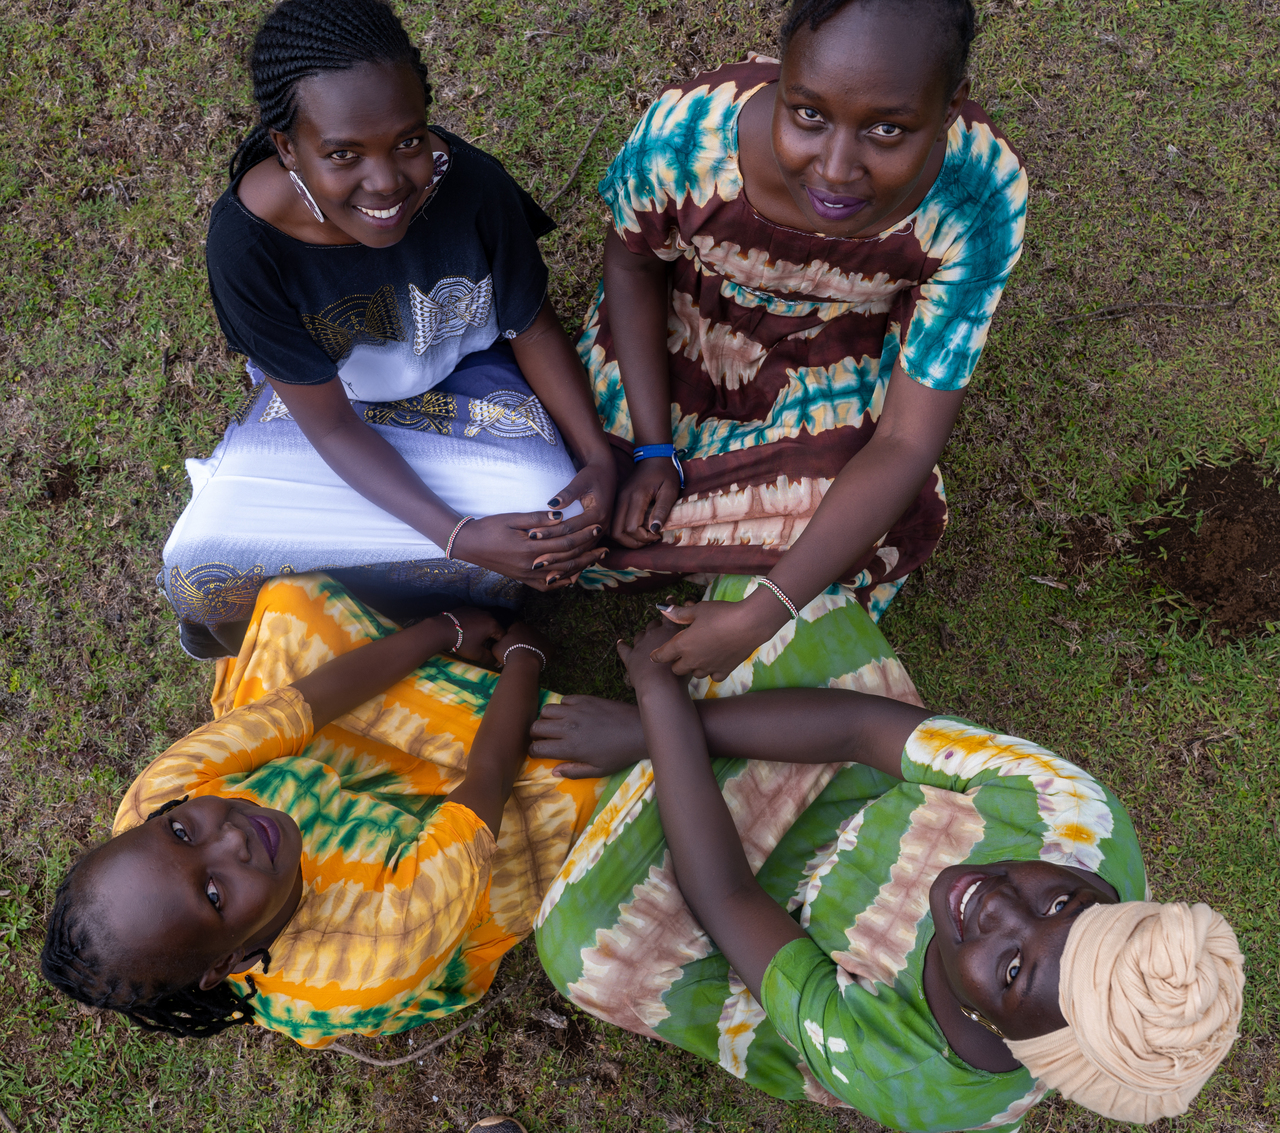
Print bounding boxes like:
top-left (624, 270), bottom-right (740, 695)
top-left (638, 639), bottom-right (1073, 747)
top-left (325, 973), bottom-right (535, 1067)
top-left (0, 1108), bottom-right (18, 1133)
top-left (545, 114), bottom-right (608, 208)
top-left (1051, 294), bottom-right (1243, 325)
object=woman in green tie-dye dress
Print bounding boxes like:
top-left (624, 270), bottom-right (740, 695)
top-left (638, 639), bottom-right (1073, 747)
top-left (532, 633), bottom-right (1147, 1132)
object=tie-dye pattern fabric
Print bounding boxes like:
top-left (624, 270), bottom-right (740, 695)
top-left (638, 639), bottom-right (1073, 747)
top-left (580, 56), bottom-right (1027, 600)
top-left (114, 574), bottom-right (602, 1048)
top-left (536, 699), bottom-right (1145, 1129)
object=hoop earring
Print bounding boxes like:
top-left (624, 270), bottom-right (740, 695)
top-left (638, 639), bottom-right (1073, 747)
top-left (288, 171), bottom-right (325, 223)
top-left (961, 1006), bottom-right (1006, 1038)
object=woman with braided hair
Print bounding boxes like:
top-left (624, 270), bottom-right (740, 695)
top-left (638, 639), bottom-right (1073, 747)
top-left (576, 0), bottom-right (1027, 698)
top-left (41, 573), bottom-right (603, 1044)
top-left (162, 0), bottom-right (615, 659)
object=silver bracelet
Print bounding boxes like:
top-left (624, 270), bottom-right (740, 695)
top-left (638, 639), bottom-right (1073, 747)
top-left (441, 611), bottom-right (464, 653)
top-left (754, 576), bottom-right (800, 620)
top-left (501, 642), bottom-right (546, 671)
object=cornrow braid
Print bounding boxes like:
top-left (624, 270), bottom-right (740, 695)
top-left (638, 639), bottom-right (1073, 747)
top-left (39, 797), bottom-right (262, 1040)
top-left (780, 0), bottom-right (977, 96)
top-left (230, 0), bottom-right (433, 181)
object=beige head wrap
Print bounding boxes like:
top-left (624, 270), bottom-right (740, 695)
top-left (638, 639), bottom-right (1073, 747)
top-left (1004, 901), bottom-right (1244, 1124)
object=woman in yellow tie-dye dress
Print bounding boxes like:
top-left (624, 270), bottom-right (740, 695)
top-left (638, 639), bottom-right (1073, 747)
top-left (39, 574), bottom-right (602, 1048)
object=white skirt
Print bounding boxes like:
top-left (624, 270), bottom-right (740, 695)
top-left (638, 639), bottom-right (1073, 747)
top-left (161, 347), bottom-right (580, 626)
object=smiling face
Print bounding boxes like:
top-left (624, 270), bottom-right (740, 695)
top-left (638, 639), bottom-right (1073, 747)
top-left (273, 60), bottom-right (437, 248)
top-left (928, 860), bottom-right (1119, 1041)
top-left (87, 795), bottom-right (303, 991)
top-left (772, 1), bottom-right (969, 237)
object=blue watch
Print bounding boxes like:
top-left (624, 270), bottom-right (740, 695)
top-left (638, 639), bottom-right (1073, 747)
top-left (632, 443), bottom-right (685, 489)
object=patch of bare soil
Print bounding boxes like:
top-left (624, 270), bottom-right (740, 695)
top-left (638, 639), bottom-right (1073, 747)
top-left (1137, 462), bottom-right (1280, 638)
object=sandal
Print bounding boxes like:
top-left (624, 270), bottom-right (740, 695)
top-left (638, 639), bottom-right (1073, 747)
top-left (467, 1119), bottom-right (528, 1133)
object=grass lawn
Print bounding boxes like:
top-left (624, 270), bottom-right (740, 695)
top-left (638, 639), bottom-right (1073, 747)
top-left (1, 0), bottom-right (1278, 1129)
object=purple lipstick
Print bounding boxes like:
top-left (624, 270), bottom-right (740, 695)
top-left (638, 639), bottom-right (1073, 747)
top-left (249, 815), bottom-right (280, 863)
top-left (805, 186), bottom-right (869, 223)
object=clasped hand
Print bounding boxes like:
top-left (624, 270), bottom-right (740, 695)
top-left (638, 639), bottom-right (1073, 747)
top-left (451, 457), bottom-right (616, 590)
top-left (649, 593), bottom-right (789, 682)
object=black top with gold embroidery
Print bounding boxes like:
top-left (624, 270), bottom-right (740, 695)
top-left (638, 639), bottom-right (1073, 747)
top-left (206, 130), bottom-right (555, 401)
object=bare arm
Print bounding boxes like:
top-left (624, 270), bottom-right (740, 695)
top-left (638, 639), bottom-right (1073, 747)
top-left (622, 625), bottom-right (806, 997)
top-left (505, 298), bottom-right (616, 579)
top-left (291, 607), bottom-right (501, 731)
top-left (533, 682), bottom-right (929, 782)
top-left (446, 625), bottom-right (547, 837)
top-left (602, 229), bottom-right (683, 547)
top-left (653, 365), bottom-right (966, 679)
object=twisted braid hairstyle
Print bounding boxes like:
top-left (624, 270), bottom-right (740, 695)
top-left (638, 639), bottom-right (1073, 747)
top-left (780, 0), bottom-right (977, 96)
top-left (39, 797), bottom-right (264, 1039)
top-left (229, 0), bottom-right (433, 181)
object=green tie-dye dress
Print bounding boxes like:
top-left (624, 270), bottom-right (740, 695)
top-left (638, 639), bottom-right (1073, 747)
top-left (535, 717), bottom-right (1145, 1132)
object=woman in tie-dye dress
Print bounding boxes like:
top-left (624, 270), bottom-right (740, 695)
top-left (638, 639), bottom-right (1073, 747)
top-left (579, 0), bottom-right (1027, 694)
top-left (40, 574), bottom-right (602, 1047)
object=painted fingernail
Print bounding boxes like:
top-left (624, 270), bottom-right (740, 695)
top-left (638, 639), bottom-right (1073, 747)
top-left (656, 603), bottom-right (675, 613)
top-left (649, 521), bottom-right (661, 533)
top-left (593, 526), bottom-right (602, 537)
top-left (547, 575), bottom-right (562, 584)
top-left (548, 510), bottom-right (563, 521)
top-left (533, 561), bottom-right (547, 570)
top-left (547, 497), bottom-right (561, 508)
top-left (528, 531), bottom-right (541, 540)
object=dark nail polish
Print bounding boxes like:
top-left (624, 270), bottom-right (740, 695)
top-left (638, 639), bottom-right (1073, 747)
top-left (547, 575), bottom-right (562, 584)
top-left (649, 521), bottom-right (661, 533)
top-left (593, 526), bottom-right (602, 537)
top-left (548, 510), bottom-right (563, 521)
top-left (533, 561), bottom-right (547, 570)
top-left (528, 531), bottom-right (541, 540)
top-left (547, 497), bottom-right (561, 508)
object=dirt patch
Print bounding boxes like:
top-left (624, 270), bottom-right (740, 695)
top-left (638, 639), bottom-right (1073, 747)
top-left (1137, 462), bottom-right (1280, 637)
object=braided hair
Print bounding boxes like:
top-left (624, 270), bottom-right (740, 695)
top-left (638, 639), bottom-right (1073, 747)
top-left (780, 0), bottom-right (977, 96)
top-left (39, 798), bottom-right (263, 1039)
top-left (229, 0), bottom-right (433, 181)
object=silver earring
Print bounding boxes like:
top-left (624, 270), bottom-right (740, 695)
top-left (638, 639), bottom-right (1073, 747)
top-left (288, 171), bottom-right (325, 223)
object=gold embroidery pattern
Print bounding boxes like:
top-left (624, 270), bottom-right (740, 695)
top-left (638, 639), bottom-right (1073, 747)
top-left (168, 562), bottom-right (266, 624)
top-left (301, 285), bottom-right (406, 362)
top-left (409, 276), bottom-right (494, 355)
top-left (232, 384), bottom-right (265, 426)
top-left (363, 392), bottom-right (458, 434)
top-left (465, 390), bottom-right (557, 445)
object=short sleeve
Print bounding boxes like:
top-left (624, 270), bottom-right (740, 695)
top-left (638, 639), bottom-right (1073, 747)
top-left (469, 149), bottom-right (555, 338)
top-left (901, 716), bottom-right (1146, 896)
top-left (761, 936), bottom-right (1037, 1132)
top-left (897, 115), bottom-right (1028, 392)
top-left (113, 687), bottom-right (312, 834)
top-left (205, 199), bottom-right (339, 386)
top-left (597, 72), bottom-right (764, 261)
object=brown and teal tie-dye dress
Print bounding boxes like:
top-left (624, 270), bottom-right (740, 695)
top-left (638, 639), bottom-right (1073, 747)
top-left (578, 55), bottom-right (1028, 614)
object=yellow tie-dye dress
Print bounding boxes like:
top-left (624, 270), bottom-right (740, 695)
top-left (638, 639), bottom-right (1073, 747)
top-left (114, 574), bottom-right (602, 1048)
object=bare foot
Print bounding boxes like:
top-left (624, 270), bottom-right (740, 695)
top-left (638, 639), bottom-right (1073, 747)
top-left (530, 695), bottom-right (647, 778)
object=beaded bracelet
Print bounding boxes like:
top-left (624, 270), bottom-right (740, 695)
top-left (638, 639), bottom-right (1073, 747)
top-left (632, 443), bottom-right (685, 490)
top-left (753, 576), bottom-right (800, 620)
top-left (441, 611), bottom-right (464, 653)
top-left (501, 642), bottom-right (547, 671)
top-left (445, 515), bottom-right (475, 560)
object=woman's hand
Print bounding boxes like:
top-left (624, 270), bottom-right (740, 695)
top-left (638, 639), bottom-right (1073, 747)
top-left (439, 606), bottom-right (503, 665)
top-left (612, 459), bottom-right (681, 548)
top-left (649, 593), bottom-right (789, 682)
top-left (616, 616), bottom-right (685, 687)
top-left (451, 512), bottom-right (608, 590)
top-left (543, 455), bottom-right (617, 541)
top-left (493, 621), bottom-right (552, 671)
